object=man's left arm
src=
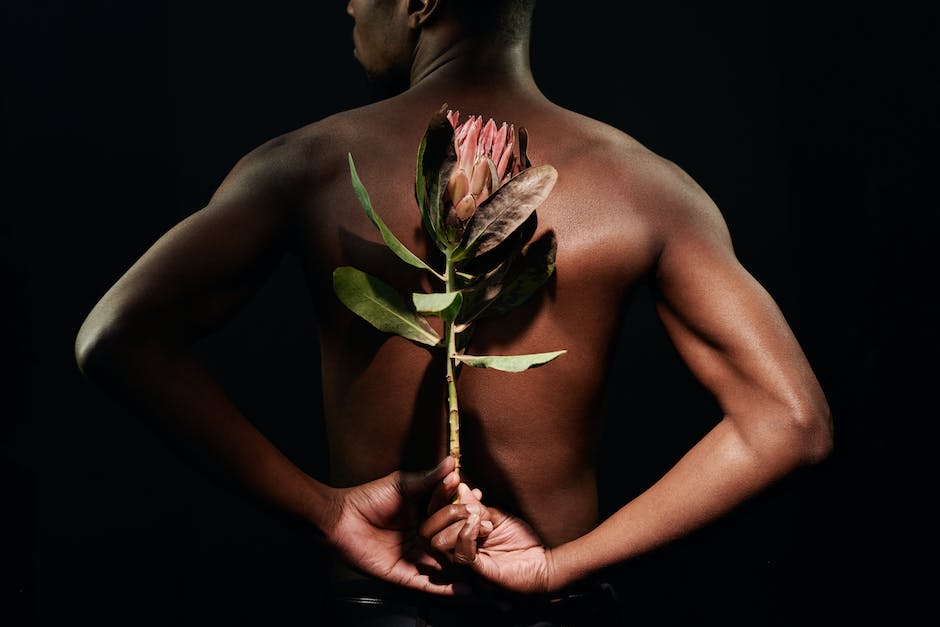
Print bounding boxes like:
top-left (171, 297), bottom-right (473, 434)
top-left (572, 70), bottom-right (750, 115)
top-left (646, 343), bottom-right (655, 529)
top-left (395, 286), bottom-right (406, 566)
top-left (547, 162), bottom-right (833, 589)
top-left (423, 160), bottom-right (834, 593)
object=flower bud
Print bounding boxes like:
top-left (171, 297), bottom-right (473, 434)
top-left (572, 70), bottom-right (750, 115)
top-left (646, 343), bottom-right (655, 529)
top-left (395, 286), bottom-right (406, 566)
top-left (444, 111), bottom-right (524, 228)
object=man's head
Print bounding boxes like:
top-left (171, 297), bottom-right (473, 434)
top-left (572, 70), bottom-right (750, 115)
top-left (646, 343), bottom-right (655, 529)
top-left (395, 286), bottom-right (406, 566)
top-left (347, 0), bottom-right (536, 96)
top-left (346, 0), bottom-right (416, 95)
top-left (451, 0), bottom-right (535, 46)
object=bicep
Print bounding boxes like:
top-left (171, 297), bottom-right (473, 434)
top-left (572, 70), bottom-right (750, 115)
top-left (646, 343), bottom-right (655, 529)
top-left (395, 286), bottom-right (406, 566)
top-left (87, 150), bottom-right (296, 344)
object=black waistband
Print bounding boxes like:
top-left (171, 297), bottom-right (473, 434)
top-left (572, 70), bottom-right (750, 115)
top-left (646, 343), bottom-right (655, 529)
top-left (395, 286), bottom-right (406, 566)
top-left (325, 576), bottom-right (621, 626)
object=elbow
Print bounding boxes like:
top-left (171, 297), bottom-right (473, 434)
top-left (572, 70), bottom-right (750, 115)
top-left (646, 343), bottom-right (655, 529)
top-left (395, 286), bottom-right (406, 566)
top-left (786, 396), bottom-right (834, 466)
top-left (76, 308), bottom-right (185, 381)
top-left (74, 317), bottom-right (114, 379)
top-left (74, 312), bottom-right (134, 380)
top-left (731, 388), bottom-right (834, 475)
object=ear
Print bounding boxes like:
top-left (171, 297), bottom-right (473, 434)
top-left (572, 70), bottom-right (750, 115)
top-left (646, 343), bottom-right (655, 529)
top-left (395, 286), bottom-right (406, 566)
top-left (407, 0), bottom-right (442, 29)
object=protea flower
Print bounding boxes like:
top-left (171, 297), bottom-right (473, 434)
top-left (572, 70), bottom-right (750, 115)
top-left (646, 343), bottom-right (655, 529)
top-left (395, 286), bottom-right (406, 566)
top-left (444, 110), bottom-right (517, 225)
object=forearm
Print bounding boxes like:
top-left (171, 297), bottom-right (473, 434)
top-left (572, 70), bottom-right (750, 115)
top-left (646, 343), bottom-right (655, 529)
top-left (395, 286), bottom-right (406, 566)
top-left (77, 329), bottom-right (334, 531)
top-left (549, 413), bottom-right (821, 589)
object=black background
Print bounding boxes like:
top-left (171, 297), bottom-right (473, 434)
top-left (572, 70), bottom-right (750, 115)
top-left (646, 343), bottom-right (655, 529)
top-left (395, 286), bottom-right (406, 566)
top-left (4, 1), bottom-right (936, 625)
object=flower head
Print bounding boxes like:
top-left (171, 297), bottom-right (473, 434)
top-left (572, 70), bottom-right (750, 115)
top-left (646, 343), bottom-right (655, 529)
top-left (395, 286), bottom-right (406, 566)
top-left (414, 104), bottom-right (540, 254)
top-left (444, 110), bottom-right (518, 225)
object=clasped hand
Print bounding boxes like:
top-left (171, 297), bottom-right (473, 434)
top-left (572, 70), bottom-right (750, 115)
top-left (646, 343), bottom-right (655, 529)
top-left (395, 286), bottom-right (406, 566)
top-left (320, 456), bottom-right (554, 596)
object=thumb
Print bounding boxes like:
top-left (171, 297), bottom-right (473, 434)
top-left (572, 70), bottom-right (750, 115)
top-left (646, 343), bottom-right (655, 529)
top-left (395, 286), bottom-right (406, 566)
top-left (398, 455), bottom-right (456, 499)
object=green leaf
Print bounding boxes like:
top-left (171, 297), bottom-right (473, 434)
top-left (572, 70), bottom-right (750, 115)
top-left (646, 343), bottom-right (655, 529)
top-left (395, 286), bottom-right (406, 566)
top-left (454, 323), bottom-right (476, 352)
top-left (455, 165), bottom-right (557, 260)
top-left (455, 350), bottom-right (567, 372)
top-left (483, 231), bottom-right (557, 318)
top-left (415, 134), bottom-right (436, 244)
top-left (458, 211), bottom-right (537, 277)
top-left (333, 266), bottom-right (441, 347)
top-left (518, 126), bottom-right (532, 170)
top-left (348, 154), bottom-right (445, 281)
top-left (413, 291), bottom-right (463, 321)
top-left (456, 256), bottom-right (513, 324)
top-left (416, 104), bottom-right (457, 252)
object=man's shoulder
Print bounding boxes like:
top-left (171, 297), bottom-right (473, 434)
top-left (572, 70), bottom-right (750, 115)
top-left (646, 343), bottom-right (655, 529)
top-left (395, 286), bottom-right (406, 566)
top-left (549, 109), bottom-right (706, 207)
top-left (226, 106), bottom-right (377, 190)
top-left (546, 108), bottom-right (730, 257)
top-left (546, 109), bottom-right (667, 172)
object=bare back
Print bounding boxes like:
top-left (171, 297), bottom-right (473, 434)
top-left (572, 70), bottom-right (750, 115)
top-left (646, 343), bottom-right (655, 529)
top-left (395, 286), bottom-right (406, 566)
top-left (273, 87), bottom-right (695, 545)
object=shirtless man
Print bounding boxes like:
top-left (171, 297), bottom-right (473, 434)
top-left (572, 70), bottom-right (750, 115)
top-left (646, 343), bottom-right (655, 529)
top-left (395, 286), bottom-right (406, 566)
top-left (74, 0), bottom-right (833, 624)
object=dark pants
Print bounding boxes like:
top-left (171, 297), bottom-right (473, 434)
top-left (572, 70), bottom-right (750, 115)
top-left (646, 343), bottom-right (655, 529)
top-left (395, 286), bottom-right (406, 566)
top-left (324, 577), bottom-right (624, 627)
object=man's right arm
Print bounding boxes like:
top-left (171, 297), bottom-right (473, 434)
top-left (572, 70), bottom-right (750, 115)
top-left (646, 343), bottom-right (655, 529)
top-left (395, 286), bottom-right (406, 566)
top-left (74, 133), bottom-right (465, 594)
top-left (75, 135), bottom-right (328, 524)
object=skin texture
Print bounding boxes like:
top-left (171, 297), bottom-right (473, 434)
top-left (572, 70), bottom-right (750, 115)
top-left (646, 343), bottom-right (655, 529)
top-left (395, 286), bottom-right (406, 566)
top-left (74, 0), bottom-right (833, 599)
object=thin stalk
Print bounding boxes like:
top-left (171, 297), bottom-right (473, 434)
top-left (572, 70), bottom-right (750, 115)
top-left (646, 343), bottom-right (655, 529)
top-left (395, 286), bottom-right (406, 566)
top-left (444, 256), bottom-right (461, 480)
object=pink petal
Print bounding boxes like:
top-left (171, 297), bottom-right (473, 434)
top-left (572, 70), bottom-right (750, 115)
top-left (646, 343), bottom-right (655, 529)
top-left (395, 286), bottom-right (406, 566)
top-left (471, 117), bottom-right (484, 160)
top-left (455, 117), bottom-right (471, 143)
top-left (454, 194), bottom-right (476, 220)
top-left (491, 123), bottom-right (508, 163)
top-left (447, 170), bottom-right (469, 203)
top-left (459, 120), bottom-right (479, 171)
top-left (469, 158), bottom-right (491, 197)
top-left (496, 138), bottom-right (514, 181)
top-left (481, 118), bottom-right (497, 157)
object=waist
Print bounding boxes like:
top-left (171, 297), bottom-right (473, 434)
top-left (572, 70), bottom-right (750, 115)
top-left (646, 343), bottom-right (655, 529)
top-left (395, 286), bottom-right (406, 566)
top-left (325, 568), bottom-right (620, 626)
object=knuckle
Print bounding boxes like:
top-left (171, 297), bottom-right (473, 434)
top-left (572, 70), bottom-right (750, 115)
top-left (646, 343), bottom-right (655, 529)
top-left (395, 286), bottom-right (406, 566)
top-left (453, 551), bottom-right (475, 565)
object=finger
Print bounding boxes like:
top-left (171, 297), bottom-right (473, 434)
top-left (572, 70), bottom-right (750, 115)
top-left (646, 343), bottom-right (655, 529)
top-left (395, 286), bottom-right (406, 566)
top-left (432, 513), bottom-right (495, 550)
top-left (386, 565), bottom-right (470, 597)
top-left (455, 483), bottom-right (493, 523)
top-left (398, 456), bottom-right (455, 500)
top-left (403, 543), bottom-right (447, 573)
top-left (453, 514), bottom-right (481, 565)
top-left (457, 483), bottom-right (486, 512)
top-left (428, 519), bottom-right (465, 554)
top-left (430, 517), bottom-right (492, 554)
top-left (419, 501), bottom-right (484, 540)
top-left (427, 470), bottom-right (460, 515)
top-left (457, 482), bottom-right (477, 505)
top-left (449, 479), bottom-right (480, 506)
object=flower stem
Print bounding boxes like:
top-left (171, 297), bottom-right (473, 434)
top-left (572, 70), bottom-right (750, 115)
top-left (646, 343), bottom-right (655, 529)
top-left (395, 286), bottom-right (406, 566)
top-left (444, 256), bottom-right (461, 483)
